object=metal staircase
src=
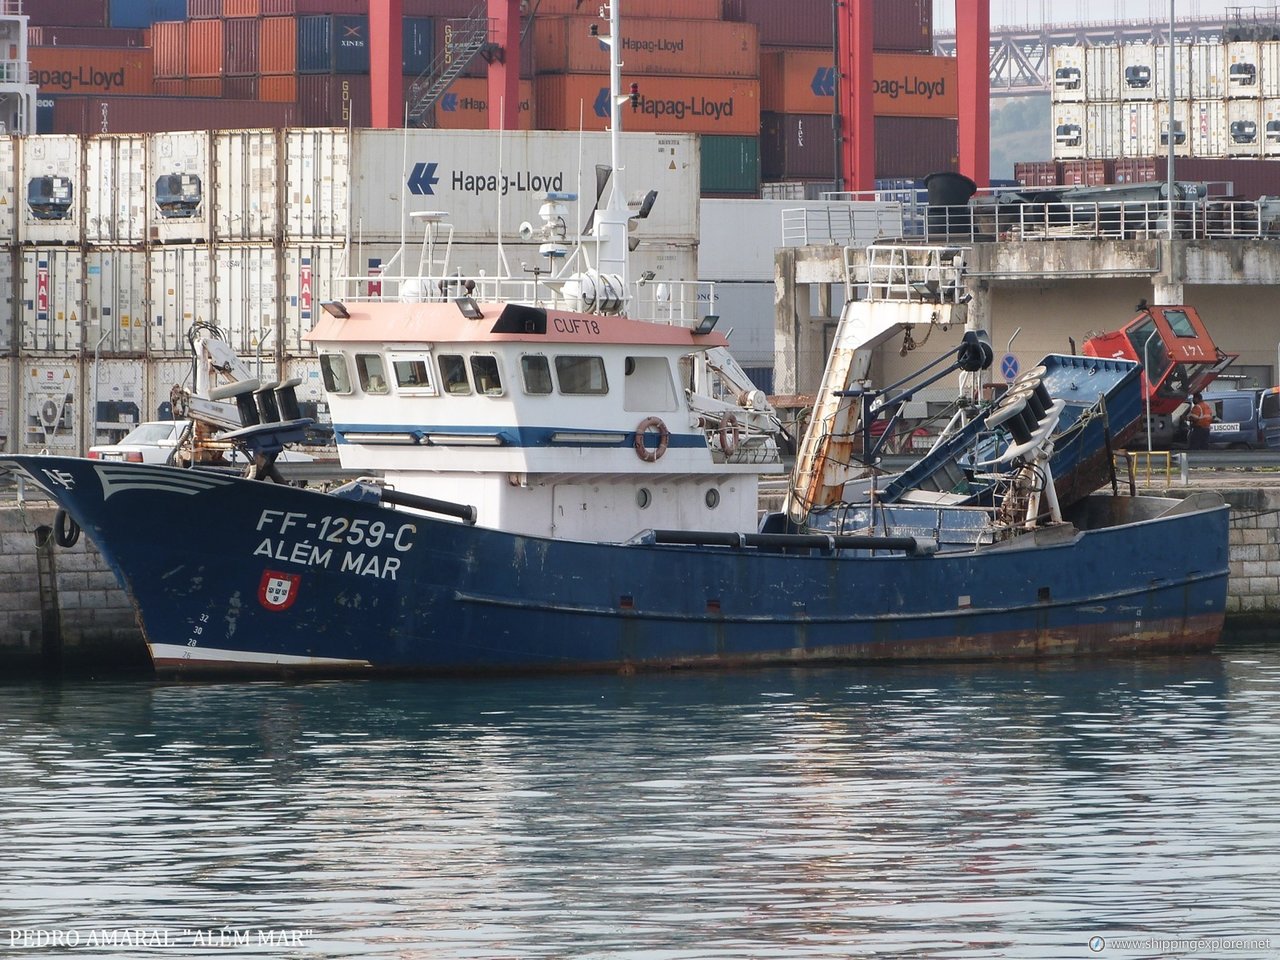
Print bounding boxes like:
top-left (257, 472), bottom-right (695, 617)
top-left (406, 6), bottom-right (496, 127)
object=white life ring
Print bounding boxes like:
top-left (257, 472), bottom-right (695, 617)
top-left (718, 414), bottom-right (743, 456)
top-left (634, 417), bottom-right (669, 463)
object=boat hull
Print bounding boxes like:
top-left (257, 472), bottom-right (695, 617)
top-left (4, 456), bottom-right (1230, 677)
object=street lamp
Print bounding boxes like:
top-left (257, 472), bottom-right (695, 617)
top-left (1143, 327), bottom-right (1160, 458)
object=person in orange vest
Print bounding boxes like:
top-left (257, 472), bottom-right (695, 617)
top-left (1187, 392), bottom-right (1215, 449)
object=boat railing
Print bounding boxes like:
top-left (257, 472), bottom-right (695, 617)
top-left (780, 202), bottom-right (906, 247)
top-left (789, 196), bottom-right (1280, 244)
top-left (845, 244), bottom-right (970, 303)
top-left (337, 267), bottom-right (713, 326)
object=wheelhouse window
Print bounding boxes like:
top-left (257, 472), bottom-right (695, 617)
top-left (1163, 309), bottom-right (1197, 338)
top-left (319, 353), bottom-right (353, 394)
top-left (438, 354), bottom-right (472, 395)
top-left (389, 353), bottom-right (436, 395)
top-left (470, 355), bottom-right (504, 396)
top-left (521, 355), bottom-right (553, 395)
top-left (356, 353), bottom-right (390, 394)
top-left (623, 355), bottom-right (678, 412)
top-left (555, 355), bottom-right (608, 395)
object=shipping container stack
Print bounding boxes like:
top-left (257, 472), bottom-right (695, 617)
top-left (1041, 38), bottom-right (1280, 196)
top-left (723, 0), bottom-right (956, 190)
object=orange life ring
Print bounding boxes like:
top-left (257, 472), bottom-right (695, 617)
top-left (634, 416), bottom-right (669, 463)
top-left (718, 414), bottom-right (743, 456)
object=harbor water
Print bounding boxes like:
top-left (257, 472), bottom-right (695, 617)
top-left (3, 631), bottom-right (1279, 958)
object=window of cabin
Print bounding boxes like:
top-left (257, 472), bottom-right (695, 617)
top-left (1163, 309), bottom-right (1197, 338)
top-left (521, 355), bottom-right (553, 395)
top-left (319, 353), bottom-right (353, 395)
top-left (356, 353), bottom-right (390, 394)
top-left (470, 355), bottom-right (504, 396)
top-left (389, 353), bottom-right (436, 395)
top-left (438, 354), bottom-right (472, 395)
top-left (623, 356), bottom-right (678, 412)
top-left (555, 355), bottom-right (608, 395)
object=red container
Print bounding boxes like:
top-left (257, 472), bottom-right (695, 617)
top-left (26, 0), bottom-right (108, 27)
top-left (224, 0), bottom-right (262, 14)
top-left (29, 26), bottom-right (148, 47)
top-left (185, 77), bottom-right (224, 97)
top-left (1114, 156), bottom-right (1280, 199)
top-left (186, 0), bottom-right (221, 17)
top-left (44, 95), bottom-right (295, 134)
top-left (297, 74), bottom-right (372, 127)
top-left (724, 0), bottom-right (931, 52)
top-left (1059, 159), bottom-right (1114, 186)
top-left (260, 75), bottom-right (298, 102)
top-left (187, 18), bottom-right (224, 77)
top-left (439, 17), bottom-right (534, 80)
top-left (1013, 161), bottom-right (1060, 187)
top-left (224, 76), bottom-right (259, 99)
top-left (223, 17), bottom-right (261, 76)
top-left (260, 17), bottom-right (298, 74)
top-left (876, 116), bottom-right (957, 179)
top-left (152, 20), bottom-right (185, 79)
top-left (762, 112), bottom-right (957, 181)
top-left (154, 79), bottom-right (184, 96)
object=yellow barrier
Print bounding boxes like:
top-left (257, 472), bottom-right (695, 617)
top-left (1114, 450), bottom-right (1173, 487)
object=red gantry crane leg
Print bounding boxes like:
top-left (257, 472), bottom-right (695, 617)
top-left (837, 0), bottom-right (989, 190)
top-left (487, 0), bottom-right (521, 131)
top-left (370, 0), bottom-right (403, 128)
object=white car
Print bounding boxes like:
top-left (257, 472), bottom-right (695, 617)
top-left (88, 421), bottom-right (313, 464)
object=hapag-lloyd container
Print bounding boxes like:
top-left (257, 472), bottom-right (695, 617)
top-left (1122, 44), bottom-right (1157, 101)
top-left (432, 78), bottom-right (534, 130)
top-left (84, 135), bottom-right (146, 244)
top-left (0, 136), bottom-right (18, 243)
top-left (213, 244), bottom-right (279, 358)
top-left (347, 129), bottom-right (699, 243)
top-left (20, 247), bottom-right (85, 354)
top-left (536, 75), bottom-right (759, 135)
top-left (85, 249), bottom-right (149, 355)
top-left (286, 128), bottom-right (349, 241)
top-left (1085, 45), bottom-right (1121, 102)
top-left (19, 360), bottom-right (81, 456)
top-left (760, 49), bottom-right (957, 117)
top-left (535, 0), bottom-right (719, 16)
top-left (214, 130), bottom-right (281, 242)
top-left (149, 243), bottom-right (213, 354)
top-left (532, 17), bottom-right (760, 78)
top-left (149, 131), bottom-right (211, 244)
top-left (29, 47), bottom-right (155, 95)
top-left (19, 135), bottom-right (82, 244)
top-left (1228, 98), bottom-right (1262, 157)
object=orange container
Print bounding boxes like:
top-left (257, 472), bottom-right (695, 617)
top-left (185, 77), bottom-right (224, 97)
top-left (30, 47), bottom-right (155, 95)
top-left (434, 78), bottom-right (534, 130)
top-left (761, 50), bottom-right (958, 117)
top-left (260, 16), bottom-right (297, 74)
top-left (151, 20), bottom-right (185, 79)
top-left (260, 74), bottom-right (298, 102)
top-left (533, 17), bottom-right (759, 78)
top-left (186, 18), bottom-right (224, 77)
top-left (537, 74), bottom-right (759, 134)
top-left (532, 0), bottom-right (719, 16)
top-left (223, 0), bottom-right (261, 14)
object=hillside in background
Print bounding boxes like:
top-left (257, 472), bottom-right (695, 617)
top-left (990, 95), bottom-right (1050, 179)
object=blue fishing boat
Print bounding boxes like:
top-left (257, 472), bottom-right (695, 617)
top-left (0, 5), bottom-right (1230, 677)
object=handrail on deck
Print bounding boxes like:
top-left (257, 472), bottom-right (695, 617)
top-left (1116, 450), bottom-right (1174, 487)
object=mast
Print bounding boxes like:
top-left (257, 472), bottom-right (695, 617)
top-left (594, 1), bottom-right (630, 294)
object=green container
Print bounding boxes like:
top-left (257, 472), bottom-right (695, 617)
top-left (700, 135), bottom-right (760, 195)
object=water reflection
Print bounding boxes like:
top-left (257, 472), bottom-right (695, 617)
top-left (1, 636), bottom-right (1277, 958)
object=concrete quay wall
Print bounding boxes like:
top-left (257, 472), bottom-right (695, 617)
top-left (2, 487), bottom-right (1277, 672)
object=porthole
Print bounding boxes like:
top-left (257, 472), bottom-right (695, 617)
top-left (705, 488), bottom-right (720, 509)
top-left (636, 487), bottom-right (652, 509)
